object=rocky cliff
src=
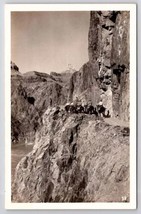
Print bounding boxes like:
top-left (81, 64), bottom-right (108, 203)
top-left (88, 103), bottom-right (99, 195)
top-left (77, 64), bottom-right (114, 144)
top-left (69, 11), bottom-right (129, 121)
top-left (11, 68), bottom-right (73, 144)
top-left (111, 12), bottom-right (130, 121)
top-left (12, 109), bottom-right (129, 202)
top-left (12, 10), bottom-right (130, 203)
top-left (11, 11), bottom-right (130, 144)
top-left (68, 62), bottom-right (100, 105)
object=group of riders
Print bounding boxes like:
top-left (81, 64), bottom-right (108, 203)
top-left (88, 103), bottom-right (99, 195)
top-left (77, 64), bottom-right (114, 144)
top-left (63, 100), bottom-right (110, 118)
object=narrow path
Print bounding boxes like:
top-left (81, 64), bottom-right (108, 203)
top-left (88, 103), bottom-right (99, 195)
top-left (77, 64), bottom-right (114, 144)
top-left (104, 117), bottom-right (129, 128)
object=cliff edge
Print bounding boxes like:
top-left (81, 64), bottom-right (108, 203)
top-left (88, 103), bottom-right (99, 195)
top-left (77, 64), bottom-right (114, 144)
top-left (12, 109), bottom-right (129, 202)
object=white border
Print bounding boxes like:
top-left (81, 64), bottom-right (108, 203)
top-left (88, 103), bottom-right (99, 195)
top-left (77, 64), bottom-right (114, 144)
top-left (5, 4), bottom-right (136, 210)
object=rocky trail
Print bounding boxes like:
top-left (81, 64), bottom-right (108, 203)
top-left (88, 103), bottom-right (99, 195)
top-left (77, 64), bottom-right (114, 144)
top-left (104, 117), bottom-right (129, 128)
top-left (11, 10), bottom-right (130, 203)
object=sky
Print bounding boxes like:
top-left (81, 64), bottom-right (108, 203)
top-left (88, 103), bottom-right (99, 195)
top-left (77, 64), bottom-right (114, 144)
top-left (11, 12), bottom-right (90, 74)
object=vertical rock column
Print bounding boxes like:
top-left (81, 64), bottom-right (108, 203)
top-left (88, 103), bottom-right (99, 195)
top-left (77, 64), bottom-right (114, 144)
top-left (111, 11), bottom-right (130, 121)
top-left (88, 11), bottom-right (118, 116)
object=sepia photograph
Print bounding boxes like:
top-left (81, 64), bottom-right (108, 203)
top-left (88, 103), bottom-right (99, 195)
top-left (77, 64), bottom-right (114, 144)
top-left (5, 4), bottom-right (136, 209)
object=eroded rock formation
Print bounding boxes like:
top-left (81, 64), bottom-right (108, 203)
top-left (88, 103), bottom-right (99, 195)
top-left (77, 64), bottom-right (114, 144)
top-left (12, 10), bottom-right (130, 203)
top-left (12, 109), bottom-right (129, 202)
top-left (11, 68), bottom-right (73, 144)
top-left (68, 62), bottom-right (100, 105)
top-left (111, 12), bottom-right (130, 121)
top-left (69, 11), bottom-right (129, 120)
top-left (11, 11), bottom-right (130, 144)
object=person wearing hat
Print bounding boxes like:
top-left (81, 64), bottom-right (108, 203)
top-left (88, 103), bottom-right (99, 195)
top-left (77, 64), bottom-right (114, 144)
top-left (65, 102), bottom-right (71, 113)
top-left (97, 99), bottom-right (106, 117)
top-left (70, 102), bottom-right (76, 113)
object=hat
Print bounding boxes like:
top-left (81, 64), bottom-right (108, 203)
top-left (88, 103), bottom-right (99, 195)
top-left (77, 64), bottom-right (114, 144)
top-left (66, 102), bottom-right (70, 105)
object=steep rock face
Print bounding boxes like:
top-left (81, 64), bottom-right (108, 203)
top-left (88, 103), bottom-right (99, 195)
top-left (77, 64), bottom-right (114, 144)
top-left (69, 62), bottom-right (100, 105)
top-left (111, 12), bottom-right (130, 121)
top-left (12, 109), bottom-right (129, 202)
top-left (12, 10), bottom-right (130, 203)
top-left (86, 11), bottom-right (130, 120)
top-left (69, 11), bottom-right (121, 115)
top-left (88, 12), bottom-right (100, 63)
top-left (88, 11), bottom-right (119, 115)
top-left (11, 70), bottom-right (73, 144)
top-left (11, 11), bottom-right (130, 145)
top-left (67, 12), bottom-right (101, 105)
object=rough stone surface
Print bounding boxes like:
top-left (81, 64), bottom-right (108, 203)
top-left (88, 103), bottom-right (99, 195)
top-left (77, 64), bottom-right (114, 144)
top-left (11, 69), bottom-right (73, 144)
top-left (12, 110), bottom-right (129, 202)
top-left (68, 11), bottom-right (119, 116)
top-left (111, 12), bottom-right (130, 121)
top-left (12, 11), bottom-right (130, 203)
top-left (68, 11), bottom-right (119, 109)
top-left (11, 11), bottom-right (130, 145)
top-left (88, 11), bottom-right (116, 116)
top-left (68, 62), bottom-right (100, 105)
top-left (87, 11), bottom-right (130, 120)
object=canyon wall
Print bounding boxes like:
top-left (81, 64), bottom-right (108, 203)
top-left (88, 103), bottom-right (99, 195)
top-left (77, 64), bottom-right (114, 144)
top-left (11, 11), bottom-right (130, 144)
top-left (12, 11), bottom-right (130, 203)
top-left (12, 109), bottom-right (129, 202)
top-left (111, 12), bottom-right (130, 121)
top-left (88, 11), bottom-right (130, 121)
top-left (69, 11), bottom-right (130, 121)
top-left (11, 68), bottom-right (73, 144)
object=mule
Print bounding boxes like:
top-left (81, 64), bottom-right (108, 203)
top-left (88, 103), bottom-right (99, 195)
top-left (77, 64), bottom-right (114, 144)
top-left (97, 105), bottom-right (106, 117)
top-left (75, 105), bottom-right (84, 114)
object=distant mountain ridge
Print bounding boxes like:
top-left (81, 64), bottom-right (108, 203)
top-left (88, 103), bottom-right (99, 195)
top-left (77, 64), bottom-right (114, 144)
top-left (11, 65), bottom-right (74, 144)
